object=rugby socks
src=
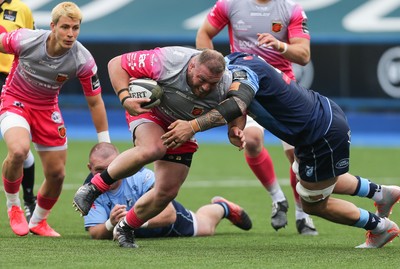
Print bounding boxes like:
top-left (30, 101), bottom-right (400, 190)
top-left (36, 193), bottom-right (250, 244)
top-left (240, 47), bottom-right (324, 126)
top-left (3, 176), bottom-right (23, 208)
top-left (245, 148), bottom-right (285, 202)
top-left (22, 163), bottom-right (35, 203)
top-left (125, 209), bottom-right (145, 228)
top-left (353, 176), bottom-right (382, 199)
top-left (90, 171), bottom-right (112, 192)
top-left (214, 202), bottom-right (229, 218)
top-left (29, 193), bottom-right (58, 227)
top-left (354, 208), bottom-right (380, 231)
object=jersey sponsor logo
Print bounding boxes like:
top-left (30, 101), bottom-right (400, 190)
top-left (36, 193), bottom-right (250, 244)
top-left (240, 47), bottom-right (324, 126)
top-left (91, 73), bottom-right (100, 91)
top-left (56, 73), bottom-right (68, 83)
top-left (58, 125), bottom-right (66, 138)
top-left (3, 10), bottom-right (17, 22)
top-left (191, 106), bottom-right (204, 116)
top-left (272, 21), bottom-right (283, 33)
top-left (51, 111), bottom-right (62, 124)
top-left (335, 158), bottom-right (349, 169)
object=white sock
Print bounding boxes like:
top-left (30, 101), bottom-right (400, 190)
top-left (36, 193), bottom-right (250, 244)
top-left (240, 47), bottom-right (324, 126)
top-left (270, 187), bottom-right (286, 203)
top-left (29, 205), bottom-right (50, 227)
top-left (5, 192), bottom-right (21, 209)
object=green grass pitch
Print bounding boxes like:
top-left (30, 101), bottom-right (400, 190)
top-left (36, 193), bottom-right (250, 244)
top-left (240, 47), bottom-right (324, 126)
top-left (0, 141), bottom-right (400, 268)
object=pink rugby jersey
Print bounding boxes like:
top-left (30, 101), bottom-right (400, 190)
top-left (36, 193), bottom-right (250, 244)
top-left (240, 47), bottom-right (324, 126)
top-left (1, 28), bottom-right (101, 109)
top-left (207, 0), bottom-right (310, 80)
top-left (121, 46), bottom-right (232, 124)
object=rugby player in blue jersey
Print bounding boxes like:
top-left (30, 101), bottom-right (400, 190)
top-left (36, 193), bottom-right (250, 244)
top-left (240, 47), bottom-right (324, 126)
top-left (83, 142), bottom-right (252, 240)
top-left (162, 52), bottom-right (400, 248)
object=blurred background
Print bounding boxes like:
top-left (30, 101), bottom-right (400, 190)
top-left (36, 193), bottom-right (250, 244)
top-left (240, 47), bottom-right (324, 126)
top-left (26, 0), bottom-right (400, 146)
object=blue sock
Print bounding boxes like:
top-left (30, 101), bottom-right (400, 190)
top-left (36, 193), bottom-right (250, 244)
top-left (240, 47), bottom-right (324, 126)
top-left (214, 202), bottom-right (229, 218)
top-left (353, 176), bottom-right (381, 198)
top-left (354, 208), bottom-right (380, 230)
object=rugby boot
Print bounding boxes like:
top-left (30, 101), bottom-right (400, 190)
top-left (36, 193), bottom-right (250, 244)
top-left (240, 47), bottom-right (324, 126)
top-left (296, 216), bottom-right (318, 235)
top-left (73, 183), bottom-right (102, 216)
top-left (271, 199), bottom-right (288, 231)
top-left (113, 219), bottom-right (138, 248)
top-left (8, 205), bottom-right (29, 236)
top-left (355, 218), bottom-right (400, 248)
top-left (211, 196), bottom-right (252, 230)
top-left (374, 185), bottom-right (400, 218)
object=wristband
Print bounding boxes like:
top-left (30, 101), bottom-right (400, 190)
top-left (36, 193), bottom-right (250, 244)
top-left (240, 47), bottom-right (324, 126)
top-left (120, 96), bottom-right (131, 106)
top-left (117, 88), bottom-right (129, 96)
top-left (105, 219), bottom-right (114, 231)
top-left (97, 131), bottom-right (111, 143)
top-left (280, 42), bottom-right (288, 54)
top-left (190, 119), bottom-right (201, 133)
top-left (277, 40), bottom-right (281, 51)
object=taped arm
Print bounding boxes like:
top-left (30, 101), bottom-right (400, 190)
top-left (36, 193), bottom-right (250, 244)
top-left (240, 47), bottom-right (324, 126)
top-left (191, 81), bottom-right (255, 132)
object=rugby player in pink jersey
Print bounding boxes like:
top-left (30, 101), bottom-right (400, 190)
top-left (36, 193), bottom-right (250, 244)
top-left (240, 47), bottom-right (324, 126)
top-left (196, 0), bottom-right (316, 234)
top-left (0, 1), bottom-right (110, 237)
top-left (72, 46), bottom-right (244, 248)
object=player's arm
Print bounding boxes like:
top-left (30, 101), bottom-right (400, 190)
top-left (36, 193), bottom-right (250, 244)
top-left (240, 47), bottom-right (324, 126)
top-left (85, 94), bottom-right (110, 142)
top-left (162, 81), bottom-right (254, 148)
top-left (196, 20), bottom-right (220, 50)
top-left (107, 55), bottom-right (151, 115)
top-left (87, 204), bottom-right (127, 240)
top-left (283, 37), bottom-right (310, 66)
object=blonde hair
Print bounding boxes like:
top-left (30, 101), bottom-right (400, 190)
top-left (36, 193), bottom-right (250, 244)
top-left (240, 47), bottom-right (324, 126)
top-left (51, 2), bottom-right (82, 24)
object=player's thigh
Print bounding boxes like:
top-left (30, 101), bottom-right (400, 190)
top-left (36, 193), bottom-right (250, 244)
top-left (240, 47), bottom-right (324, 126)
top-left (0, 112), bottom-right (31, 153)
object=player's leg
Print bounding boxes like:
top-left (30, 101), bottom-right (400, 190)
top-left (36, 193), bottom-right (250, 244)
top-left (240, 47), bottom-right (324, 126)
top-left (29, 148), bottom-right (66, 237)
top-left (73, 121), bottom-right (167, 215)
top-left (334, 173), bottom-right (400, 218)
top-left (1, 113), bottom-right (31, 236)
top-left (283, 141), bottom-right (318, 235)
top-left (22, 150), bottom-right (36, 222)
top-left (115, 159), bottom-right (190, 247)
top-left (243, 117), bottom-right (287, 231)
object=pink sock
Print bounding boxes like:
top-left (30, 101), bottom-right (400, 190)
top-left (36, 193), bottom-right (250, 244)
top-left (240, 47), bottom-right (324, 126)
top-left (37, 192), bottom-right (58, 210)
top-left (91, 173), bottom-right (110, 193)
top-left (3, 176), bottom-right (22, 194)
top-left (245, 148), bottom-right (277, 191)
top-left (125, 209), bottom-right (145, 229)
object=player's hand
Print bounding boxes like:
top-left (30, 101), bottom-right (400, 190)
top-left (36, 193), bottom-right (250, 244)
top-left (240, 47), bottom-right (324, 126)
top-left (161, 120), bottom-right (194, 149)
top-left (228, 125), bottom-right (246, 150)
top-left (110, 204), bottom-right (127, 225)
top-left (257, 33), bottom-right (280, 51)
top-left (122, 97), bottom-right (152, 116)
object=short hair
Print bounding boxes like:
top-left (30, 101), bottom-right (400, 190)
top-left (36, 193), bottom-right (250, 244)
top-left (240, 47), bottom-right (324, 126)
top-left (197, 49), bottom-right (226, 74)
top-left (89, 142), bottom-right (119, 161)
top-left (51, 2), bottom-right (82, 25)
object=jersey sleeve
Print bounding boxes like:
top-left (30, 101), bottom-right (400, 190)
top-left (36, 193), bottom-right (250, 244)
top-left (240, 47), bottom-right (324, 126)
top-left (120, 48), bottom-right (163, 80)
top-left (1, 28), bottom-right (23, 55)
top-left (76, 46), bottom-right (102, 96)
top-left (206, 0), bottom-right (230, 31)
top-left (287, 4), bottom-right (310, 40)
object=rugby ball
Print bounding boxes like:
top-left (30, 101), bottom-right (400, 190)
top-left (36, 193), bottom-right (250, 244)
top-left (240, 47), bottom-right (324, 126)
top-left (128, 78), bottom-right (163, 109)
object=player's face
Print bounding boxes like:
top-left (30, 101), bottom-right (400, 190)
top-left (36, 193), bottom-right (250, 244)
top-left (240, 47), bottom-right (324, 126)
top-left (188, 63), bottom-right (223, 98)
top-left (52, 16), bottom-right (80, 50)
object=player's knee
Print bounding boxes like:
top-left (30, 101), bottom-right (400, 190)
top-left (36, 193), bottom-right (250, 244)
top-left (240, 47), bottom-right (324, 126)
top-left (296, 182), bottom-right (336, 204)
top-left (244, 128), bottom-right (264, 154)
